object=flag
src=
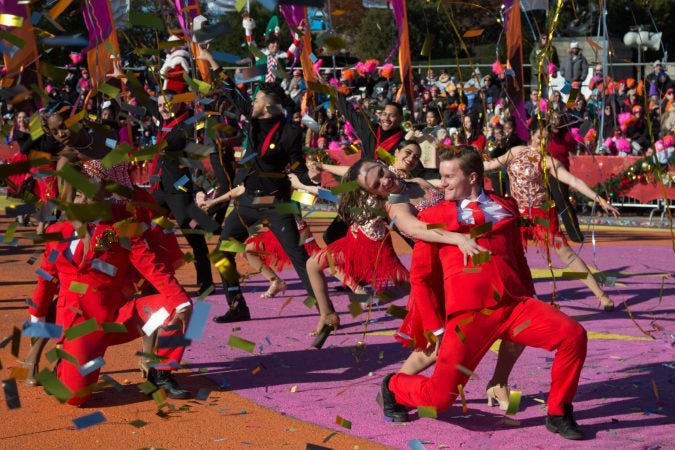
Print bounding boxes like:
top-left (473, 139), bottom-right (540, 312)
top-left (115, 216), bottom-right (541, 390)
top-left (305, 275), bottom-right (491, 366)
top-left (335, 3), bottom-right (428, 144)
top-left (392, 0), bottom-right (414, 110)
top-left (504, 0), bottom-right (528, 142)
top-left (0, 1), bottom-right (40, 88)
top-left (82, 0), bottom-right (120, 89)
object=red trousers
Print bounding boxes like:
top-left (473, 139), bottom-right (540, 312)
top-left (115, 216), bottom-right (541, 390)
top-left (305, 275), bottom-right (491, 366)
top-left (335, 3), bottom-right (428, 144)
top-left (58, 294), bottom-right (186, 406)
top-left (389, 297), bottom-right (587, 416)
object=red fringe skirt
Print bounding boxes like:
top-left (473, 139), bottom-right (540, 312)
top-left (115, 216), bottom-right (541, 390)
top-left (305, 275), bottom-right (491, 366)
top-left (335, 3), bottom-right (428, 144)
top-left (520, 206), bottom-right (568, 251)
top-left (246, 229), bottom-right (321, 272)
top-left (315, 228), bottom-right (409, 292)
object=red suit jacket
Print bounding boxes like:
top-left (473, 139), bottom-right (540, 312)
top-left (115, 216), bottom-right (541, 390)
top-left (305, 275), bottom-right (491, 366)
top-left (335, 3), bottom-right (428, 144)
top-left (29, 221), bottom-right (189, 329)
top-left (414, 191), bottom-right (535, 329)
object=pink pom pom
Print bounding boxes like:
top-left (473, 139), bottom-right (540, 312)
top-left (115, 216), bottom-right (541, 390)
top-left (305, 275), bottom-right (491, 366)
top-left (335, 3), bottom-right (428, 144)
top-left (655, 140), bottom-right (665, 152)
top-left (364, 59), bottom-right (379, 74)
top-left (663, 134), bottom-right (674, 147)
top-left (329, 77), bottom-right (340, 89)
top-left (570, 128), bottom-right (584, 144)
top-left (45, 84), bottom-right (53, 94)
top-left (604, 137), bottom-right (614, 149)
top-left (618, 112), bottom-right (634, 132)
top-left (379, 63), bottom-right (395, 79)
top-left (328, 141), bottom-right (342, 152)
top-left (539, 98), bottom-right (547, 112)
top-left (584, 128), bottom-right (597, 142)
top-left (492, 60), bottom-right (504, 76)
top-left (442, 137), bottom-right (453, 146)
top-left (355, 62), bottom-right (366, 76)
top-left (548, 63), bottom-right (557, 76)
top-left (615, 137), bottom-right (631, 153)
top-left (69, 52), bottom-right (83, 65)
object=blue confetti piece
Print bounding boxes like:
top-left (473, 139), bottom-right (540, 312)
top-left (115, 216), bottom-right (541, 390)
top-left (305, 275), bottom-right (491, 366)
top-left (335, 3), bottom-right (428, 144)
top-left (183, 112), bottom-right (206, 126)
top-left (173, 175), bottom-right (190, 191)
top-left (309, 53), bottom-right (318, 63)
top-left (200, 97), bottom-right (215, 106)
top-left (48, 249), bottom-right (60, 263)
top-left (257, 0), bottom-right (278, 11)
top-left (72, 411), bottom-right (106, 429)
top-left (91, 259), bottom-right (118, 277)
top-left (79, 356), bottom-right (106, 376)
top-left (30, 12), bottom-right (42, 26)
top-left (559, 83), bottom-right (572, 94)
top-left (265, 337), bottom-right (272, 346)
top-left (185, 301), bottom-right (211, 341)
top-left (22, 321), bottom-right (63, 339)
top-left (35, 268), bottom-right (54, 282)
top-left (238, 151), bottom-right (258, 165)
top-left (105, 138), bottom-right (117, 149)
top-left (211, 51), bottom-right (243, 64)
top-left (317, 188), bottom-right (339, 203)
top-left (408, 439), bottom-right (426, 450)
top-left (42, 35), bottom-right (90, 48)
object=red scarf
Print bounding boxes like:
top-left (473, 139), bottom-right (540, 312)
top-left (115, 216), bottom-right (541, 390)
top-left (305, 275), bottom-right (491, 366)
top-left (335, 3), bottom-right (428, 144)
top-left (149, 111), bottom-right (189, 192)
top-left (375, 127), bottom-right (403, 156)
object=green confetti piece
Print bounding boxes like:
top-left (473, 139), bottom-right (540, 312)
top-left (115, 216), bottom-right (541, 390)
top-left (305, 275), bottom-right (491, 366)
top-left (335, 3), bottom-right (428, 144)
top-left (386, 305), bottom-right (407, 320)
top-left (426, 223), bottom-right (446, 230)
top-left (219, 240), bottom-right (247, 253)
top-left (274, 202), bottom-right (300, 215)
top-left (330, 180), bottom-right (359, 195)
top-left (417, 405), bottom-right (437, 418)
top-left (375, 147), bottom-right (395, 165)
top-left (455, 325), bottom-right (466, 343)
top-left (388, 194), bottom-right (409, 204)
top-left (492, 288), bottom-right (501, 303)
top-left (247, 44), bottom-right (266, 60)
top-left (101, 322), bottom-right (127, 333)
top-left (58, 164), bottom-right (100, 198)
top-left (128, 11), bottom-right (164, 30)
top-left (335, 415), bottom-right (352, 429)
top-left (3, 222), bottom-right (17, 243)
top-left (0, 30), bottom-right (25, 48)
top-left (470, 221), bottom-right (492, 239)
top-left (533, 216), bottom-right (550, 227)
top-left (541, 200), bottom-right (556, 210)
top-left (101, 144), bottom-right (131, 168)
top-left (303, 296), bottom-right (317, 308)
top-left (506, 390), bottom-right (522, 415)
top-left (63, 202), bottom-right (113, 222)
top-left (37, 369), bottom-right (73, 402)
top-left (561, 271), bottom-right (589, 280)
top-left (98, 83), bottom-right (120, 98)
top-left (228, 335), bottom-right (255, 353)
top-left (471, 251), bottom-right (491, 266)
top-left (152, 388), bottom-right (167, 407)
top-left (68, 281), bottom-right (89, 294)
top-left (138, 381), bottom-right (158, 395)
top-left (323, 431), bottom-right (339, 443)
top-left (45, 347), bottom-right (80, 365)
top-left (348, 302), bottom-right (363, 318)
top-left (29, 112), bottom-right (45, 141)
top-left (64, 318), bottom-right (99, 341)
top-left (129, 419), bottom-right (148, 428)
top-left (235, 0), bottom-right (247, 12)
top-left (420, 34), bottom-right (434, 57)
top-left (512, 320), bottom-right (531, 337)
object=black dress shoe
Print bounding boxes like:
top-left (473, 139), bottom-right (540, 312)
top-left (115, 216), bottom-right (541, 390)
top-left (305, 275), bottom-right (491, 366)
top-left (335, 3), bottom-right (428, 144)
top-left (213, 306), bottom-right (251, 323)
top-left (546, 404), bottom-right (584, 440)
top-left (148, 368), bottom-right (191, 399)
top-left (380, 373), bottom-right (409, 422)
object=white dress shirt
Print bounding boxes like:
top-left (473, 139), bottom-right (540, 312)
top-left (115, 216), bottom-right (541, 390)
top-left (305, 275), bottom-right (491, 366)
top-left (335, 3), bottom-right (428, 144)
top-left (458, 190), bottom-right (512, 225)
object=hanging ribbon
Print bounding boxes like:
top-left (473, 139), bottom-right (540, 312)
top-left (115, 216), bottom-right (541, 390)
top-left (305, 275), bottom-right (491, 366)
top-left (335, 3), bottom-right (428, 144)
top-left (391, 0), bottom-right (414, 111)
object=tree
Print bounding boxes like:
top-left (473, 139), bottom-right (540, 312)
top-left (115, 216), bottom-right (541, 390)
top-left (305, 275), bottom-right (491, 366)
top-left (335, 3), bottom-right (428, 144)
top-left (352, 9), bottom-right (397, 60)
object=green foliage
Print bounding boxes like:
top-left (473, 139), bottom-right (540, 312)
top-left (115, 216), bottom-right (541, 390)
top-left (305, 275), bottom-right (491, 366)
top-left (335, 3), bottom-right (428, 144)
top-left (352, 9), bottom-right (397, 60)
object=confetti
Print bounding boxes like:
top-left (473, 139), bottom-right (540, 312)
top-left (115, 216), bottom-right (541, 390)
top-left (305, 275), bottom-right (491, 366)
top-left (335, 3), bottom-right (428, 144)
top-left (417, 406), bottom-right (437, 418)
top-left (45, 347), bottom-right (79, 365)
top-left (100, 374), bottom-right (124, 392)
top-left (185, 301), bottom-right (211, 341)
top-left (470, 221), bottom-right (492, 238)
top-left (330, 180), bottom-right (359, 195)
top-left (228, 335), bottom-right (255, 353)
top-left (375, 147), bottom-right (395, 165)
top-left (37, 369), bottom-right (72, 402)
top-left (348, 302), bottom-right (363, 317)
top-left (317, 188), bottom-right (339, 203)
top-left (278, 297), bottom-right (293, 316)
top-left (65, 318), bottom-right (99, 341)
top-left (173, 175), bottom-right (190, 192)
top-left (129, 419), bottom-right (148, 428)
top-left (303, 296), bottom-right (317, 309)
top-left (219, 240), bottom-right (247, 253)
top-left (425, 223), bottom-right (446, 230)
top-left (471, 251), bottom-right (491, 265)
top-left (454, 325), bottom-right (466, 343)
top-left (2, 379), bottom-right (20, 409)
top-left (291, 190), bottom-right (316, 206)
top-left (335, 415), bottom-right (352, 429)
top-left (561, 271), bottom-right (589, 280)
top-left (79, 357), bottom-right (106, 376)
top-left (512, 320), bottom-right (531, 337)
top-left (455, 364), bottom-right (479, 379)
top-left (408, 438), bottom-right (427, 450)
top-left (21, 321), bottom-right (63, 339)
top-left (10, 327), bottom-right (20, 357)
top-left (91, 259), bottom-right (118, 277)
top-left (386, 305), bottom-right (407, 319)
top-left (506, 390), bottom-right (522, 415)
top-left (68, 281), bottom-right (89, 294)
top-left (0, 14), bottom-right (23, 27)
top-left (9, 367), bottom-right (28, 381)
top-left (142, 308), bottom-right (170, 336)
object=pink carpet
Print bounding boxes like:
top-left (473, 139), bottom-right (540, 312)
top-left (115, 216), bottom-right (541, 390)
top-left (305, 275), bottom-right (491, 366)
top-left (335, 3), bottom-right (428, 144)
top-left (185, 243), bottom-right (674, 449)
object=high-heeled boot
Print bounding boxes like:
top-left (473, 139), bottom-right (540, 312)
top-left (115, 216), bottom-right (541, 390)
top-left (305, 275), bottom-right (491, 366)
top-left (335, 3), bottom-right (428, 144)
top-left (23, 337), bottom-right (48, 387)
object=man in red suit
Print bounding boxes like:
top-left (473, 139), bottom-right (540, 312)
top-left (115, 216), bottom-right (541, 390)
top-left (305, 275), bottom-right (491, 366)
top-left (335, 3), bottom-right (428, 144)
top-left (29, 209), bottom-right (193, 405)
top-left (382, 147), bottom-right (588, 440)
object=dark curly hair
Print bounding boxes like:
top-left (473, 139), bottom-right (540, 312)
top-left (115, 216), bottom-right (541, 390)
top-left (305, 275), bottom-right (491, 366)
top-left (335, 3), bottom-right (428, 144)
top-left (337, 159), bottom-right (387, 225)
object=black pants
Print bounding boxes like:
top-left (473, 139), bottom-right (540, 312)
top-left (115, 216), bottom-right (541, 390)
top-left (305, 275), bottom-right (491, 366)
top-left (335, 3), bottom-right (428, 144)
top-left (155, 191), bottom-right (220, 287)
top-left (549, 177), bottom-right (584, 243)
top-left (218, 198), bottom-right (314, 307)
